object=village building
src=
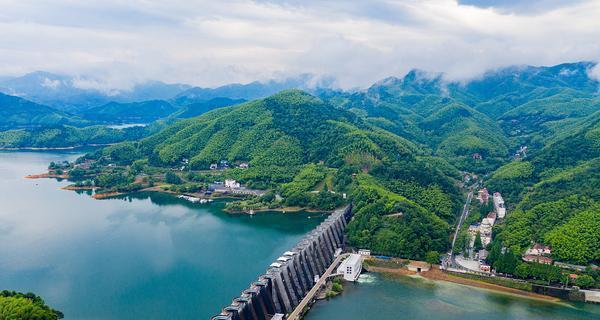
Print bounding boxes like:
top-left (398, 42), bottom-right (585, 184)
top-left (525, 243), bottom-right (552, 256)
top-left (493, 192), bottom-right (506, 219)
top-left (238, 163), bottom-right (249, 169)
top-left (472, 153), bottom-right (483, 160)
top-left (407, 261), bottom-right (431, 273)
top-left (479, 218), bottom-right (493, 247)
top-left (209, 163), bottom-right (218, 170)
top-left (523, 255), bottom-right (553, 265)
top-left (477, 188), bottom-right (490, 204)
top-left (225, 179), bottom-right (241, 189)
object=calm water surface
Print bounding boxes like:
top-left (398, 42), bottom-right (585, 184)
top-left (306, 273), bottom-right (600, 320)
top-left (0, 151), bottom-right (325, 319)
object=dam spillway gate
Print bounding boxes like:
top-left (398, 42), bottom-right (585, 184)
top-left (211, 205), bottom-right (353, 320)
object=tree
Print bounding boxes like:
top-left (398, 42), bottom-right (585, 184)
top-left (0, 291), bottom-right (63, 320)
top-left (165, 172), bottom-right (182, 185)
top-left (425, 251), bottom-right (440, 265)
top-left (514, 263), bottom-right (530, 279)
top-left (575, 275), bottom-right (596, 289)
top-left (68, 167), bottom-right (86, 180)
top-left (474, 232), bottom-right (483, 251)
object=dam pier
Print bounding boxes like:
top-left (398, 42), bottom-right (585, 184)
top-left (212, 205), bottom-right (353, 320)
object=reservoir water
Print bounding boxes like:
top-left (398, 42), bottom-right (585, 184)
top-left (2, 151), bottom-right (599, 320)
top-left (306, 273), bottom-right (600, 320)
top-left (0, 151), bottom-right (325, 319)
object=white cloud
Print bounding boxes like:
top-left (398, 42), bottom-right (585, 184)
top-left (41, 77), bottom-right (61, 89)
top-left (0, 0), bottom-right (599, 90)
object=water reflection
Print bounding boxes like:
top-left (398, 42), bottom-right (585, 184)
top-left (0, 151), bottom-right (325, 319)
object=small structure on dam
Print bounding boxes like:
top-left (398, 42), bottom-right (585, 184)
top-left (212, 205), bottom-right (353, 320)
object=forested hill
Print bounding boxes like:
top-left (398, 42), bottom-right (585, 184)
top-left (0, 92), bottom-right (85, 129)
top-left (101, 90), bottom-right (463, 260)
top-left (320, 62), bottom-right (600, 173)
top-left (489, 110), bottom-right (600, 265)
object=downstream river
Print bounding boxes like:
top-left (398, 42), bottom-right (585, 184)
top-left (306, 273), bottom-right (600, 320)
top-left (0, 151), bottom-right (325, 319)
top-left (2, 151), bottom-right (599, 320)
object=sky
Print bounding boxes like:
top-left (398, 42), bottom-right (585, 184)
top-left (1, 0), bottom-right (599, 90)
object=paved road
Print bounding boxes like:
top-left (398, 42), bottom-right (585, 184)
top-left (449, 188), bottom-right (474, 266)
top-left (287, 253), bottom-right (348, 320)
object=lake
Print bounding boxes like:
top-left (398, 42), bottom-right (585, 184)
top-left (0, 151), bottom-right (325, 319)
top-left (306, 273), bottom-right (600, 320)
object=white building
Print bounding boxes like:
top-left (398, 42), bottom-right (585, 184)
top-left (358, 249), bottom-right (371, 256)
top-left (337, 254), bottom-right (363, 281)
top-left (525, 243), bottom-right (552, 256)
top-left (225, 179), bottom-right (241, 189)
top-left (493, 192), bottom-right (506, 219)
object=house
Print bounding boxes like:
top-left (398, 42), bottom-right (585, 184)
top-left (407, 261), bottom-right (431, 273)
top-left (485, 211), bottom-right (497, 225)
top-left (525, 243), bottom-right (552, 256)
top-left (523, 255), bottom-right (553, 265)
top-left (480, 264), bottom-right (491, 272)
top-left (337, 254), bottom-right (363, 281)
top-left (225, 179), bottom-right (241, 189)
top-left (238, 163), bottom-right (249, 169)
top-left (479, 218), bottom-right (493, 247)
top-left (477, 188), bottom-right (490, 204)
top-left (358, 249), bottom-right (371, 256)
top-left (493, 192), bottom-right (506, 219)
top-left (210, 163), bottom-right (218, 170)
top-left (480, 235), bottom-right (492, 247)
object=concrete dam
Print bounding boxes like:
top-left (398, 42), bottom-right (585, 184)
top-left (211, 205), bottom-right (353, 320)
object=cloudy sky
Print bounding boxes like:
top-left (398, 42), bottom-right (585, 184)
top-left (1, 0), bottom-right (599, 90)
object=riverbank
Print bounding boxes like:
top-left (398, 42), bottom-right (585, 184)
top-left (365, 259), bottom-right (560, 302)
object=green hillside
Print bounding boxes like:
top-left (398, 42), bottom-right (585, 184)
top-left (89, 90), bottom-right (462, 260)
top-left (492, 112), bottom-right (600, 265)
top-left (0, 92), bottom-right (84, 129)
top-left (0, 123), bottom-right (164, 149)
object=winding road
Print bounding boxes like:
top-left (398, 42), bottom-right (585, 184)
top-left (449, 187), bottom-right (475, 267)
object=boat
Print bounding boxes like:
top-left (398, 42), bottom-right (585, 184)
top-left (177, 194), bottom-right (209, 204)
top-left (249, 209), bottom-right (255, 215)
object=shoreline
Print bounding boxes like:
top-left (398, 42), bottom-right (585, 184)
top-left (366, 263), bottom-right (561, 303)
top-left (33, 177), bottom-right (325, 214)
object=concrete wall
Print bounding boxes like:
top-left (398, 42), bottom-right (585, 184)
top-left (212, 205), bottom-right (353, 320)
